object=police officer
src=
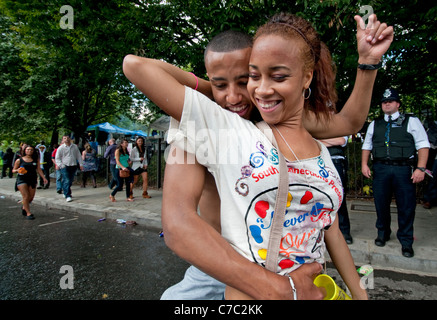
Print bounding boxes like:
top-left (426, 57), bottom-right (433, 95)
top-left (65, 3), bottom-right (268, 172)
top-left (361, 88), bottom-right (430, 258)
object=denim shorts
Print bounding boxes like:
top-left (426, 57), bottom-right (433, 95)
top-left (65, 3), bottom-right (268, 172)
top-left (160, 265), bottom-right (226, 300)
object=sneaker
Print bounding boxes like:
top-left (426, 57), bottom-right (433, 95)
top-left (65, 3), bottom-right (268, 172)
top-left (66, 197), bottom-right (73, 202)
top-left (422, 202), bottom-right (432, 209)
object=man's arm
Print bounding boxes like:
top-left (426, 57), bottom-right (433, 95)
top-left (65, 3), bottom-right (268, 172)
top-left (412, 148), bottom-right (429, 183)
top-left (162, 145), bottom-right (324, 300)
top-left (104, 145), bottom-right (112, 159)
top-left (361, 149), bottom-right (372, 178)
top-left (319, 137), bottom-right (347, 148)
top-left (304, 14), bottom-right (394, 138)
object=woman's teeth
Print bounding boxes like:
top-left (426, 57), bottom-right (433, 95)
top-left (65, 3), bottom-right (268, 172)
top-left (258, 100), bottom-right (279, 110)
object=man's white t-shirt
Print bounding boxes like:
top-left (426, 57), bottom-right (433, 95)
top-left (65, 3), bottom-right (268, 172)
top-left (168, 87), bottom-right (342, 275)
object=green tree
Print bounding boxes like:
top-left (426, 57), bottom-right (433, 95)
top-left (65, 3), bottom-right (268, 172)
top-left (0, 0), bottom-right (142, 144)
top-left (1, 0), bottom-right (436, 147)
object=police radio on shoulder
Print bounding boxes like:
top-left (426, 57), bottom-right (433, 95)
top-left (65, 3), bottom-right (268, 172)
top-left (358, 61), bottom-right (382, 70)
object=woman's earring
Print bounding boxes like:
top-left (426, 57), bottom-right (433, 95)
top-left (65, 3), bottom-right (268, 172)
top-left (303, 87), bottom-right (311, 100)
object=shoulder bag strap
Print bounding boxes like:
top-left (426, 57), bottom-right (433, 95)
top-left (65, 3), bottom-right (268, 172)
top-left (256, 121), bottom-right (288, 272)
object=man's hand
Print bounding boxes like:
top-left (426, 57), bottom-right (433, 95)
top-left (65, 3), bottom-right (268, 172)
top-left (289, 262), bottom-right (325, 300)
top-left (362, 164), bottom-right (372, 178)
top-left (411, 169), bottom-right (425, 184)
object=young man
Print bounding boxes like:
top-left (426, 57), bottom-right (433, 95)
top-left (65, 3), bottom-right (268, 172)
top-left (55, 135), bottom-right (83, 202)
top-left (123, 14), bottom-right (392, 300)
top-left (361, 88), bottom-right (429, 258)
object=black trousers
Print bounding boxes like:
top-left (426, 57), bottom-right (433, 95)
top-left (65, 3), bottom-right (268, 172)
top-left (372, 162), bottom-right (416, 247)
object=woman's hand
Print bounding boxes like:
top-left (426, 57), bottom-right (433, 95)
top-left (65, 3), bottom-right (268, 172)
top-left (18, 167), bottom-right (27, 175)
top-left (355, 13), bottom-right (394, 65)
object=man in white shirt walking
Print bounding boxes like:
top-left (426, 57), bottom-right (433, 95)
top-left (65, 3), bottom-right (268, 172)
top-left (55, 135), bottom-right (84, 202)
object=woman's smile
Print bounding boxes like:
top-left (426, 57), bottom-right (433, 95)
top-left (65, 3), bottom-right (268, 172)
top-left (256, 99), bottom-right (282, 113)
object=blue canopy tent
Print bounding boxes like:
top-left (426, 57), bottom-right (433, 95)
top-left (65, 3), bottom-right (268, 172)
top-left (86, 122), bottom-right (148, 147)
top-left (131, 129), bottom-right (149, 137)
top-left (87, 122), bottom-right (147, 138)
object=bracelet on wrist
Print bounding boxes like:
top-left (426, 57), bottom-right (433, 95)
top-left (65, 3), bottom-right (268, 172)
top-left (416, 167), bottom-right (426, 172)
top-left (189, 72), bottom-right (199, 90)
top-left (358, 61), bottom-right (382, 70)
top-left (288, 275), bottom-right (298, 300)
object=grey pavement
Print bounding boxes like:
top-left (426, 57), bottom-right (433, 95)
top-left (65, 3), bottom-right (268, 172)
top-left (1, 177), bottom-right (436, 277)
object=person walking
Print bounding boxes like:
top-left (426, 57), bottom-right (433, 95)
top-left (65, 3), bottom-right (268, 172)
top-left (104, 138), bottom-right (118, 190)
top-left (109, 139), bottom-right (134, 202)
top-left (12, 143), bottom-right (27, 166)
top-left (130, 136), bottom-right (151, 199)
top-left (361, 88), bottom-right (430, 258)
top-left (12, 145), bottom-right (48, 220)
top-left (55, 135), bottom-right (83, 202)
top-left (81, 142), bottom-right (98, 188)
top-left (51, 143), bottom-right (63, 194)
top-left (1, 148), bottom-right (14, 179)
top-left (36, 142), bottom-right (52, 189)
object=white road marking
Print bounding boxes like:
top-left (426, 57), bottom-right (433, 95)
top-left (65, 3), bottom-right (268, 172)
top-left (38, 217), bottom-right (78, 227)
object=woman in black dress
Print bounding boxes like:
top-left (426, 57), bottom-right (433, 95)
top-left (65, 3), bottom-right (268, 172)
top-left (12, 145), bottom-right (48, 220)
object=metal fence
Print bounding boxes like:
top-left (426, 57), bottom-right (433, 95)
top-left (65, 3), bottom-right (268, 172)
top-left (92, 137), bottom-right (167, 189)
top-left (91, 139), bottom-right (429, 199)
top-left (344, 141), bottom-right (428, 201)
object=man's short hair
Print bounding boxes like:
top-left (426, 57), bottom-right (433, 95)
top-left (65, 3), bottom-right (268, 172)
top-left (204, 30), bottom-right (253, 61)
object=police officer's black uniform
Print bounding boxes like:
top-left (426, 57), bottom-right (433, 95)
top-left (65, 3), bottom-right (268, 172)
top-left (362, 88), bottom-right (430, 258)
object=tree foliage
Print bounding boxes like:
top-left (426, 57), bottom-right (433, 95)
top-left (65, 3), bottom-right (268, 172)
top-left (1, 0), bottom-right (436, 147)
top-left (0, 0), bottom-right (142, 145)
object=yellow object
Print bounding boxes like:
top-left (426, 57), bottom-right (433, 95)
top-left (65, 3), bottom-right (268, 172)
top-left (313, 274), bottom-right (351, 300)
top-left (258, 249), bottom-right (267, 260)
top-left (286, 192), bottom-right (292, 207)
top-left (363, 185), bottom-right (371, 195)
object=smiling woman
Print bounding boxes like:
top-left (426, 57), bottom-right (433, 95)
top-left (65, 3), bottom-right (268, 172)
top-left (248, 13), bottom-right (336, 129)
top-left (248, 34), bottom-right (313, 130)
top-left (123, 11), bottom-right (393, 300)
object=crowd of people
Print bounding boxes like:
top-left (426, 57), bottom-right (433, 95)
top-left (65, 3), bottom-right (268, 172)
top-left (1, 135), bottom-right (152, 219)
